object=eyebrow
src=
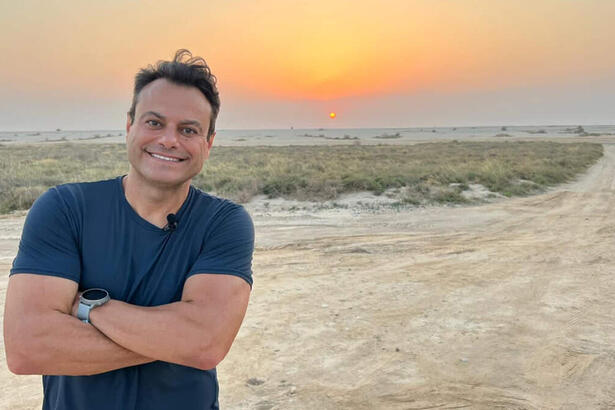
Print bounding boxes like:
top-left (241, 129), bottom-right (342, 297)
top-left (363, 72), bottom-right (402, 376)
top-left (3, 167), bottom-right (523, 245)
top-left (140, 111), bottom-right (203, 133)
top-left (140, 111), bottom-right (165, 120)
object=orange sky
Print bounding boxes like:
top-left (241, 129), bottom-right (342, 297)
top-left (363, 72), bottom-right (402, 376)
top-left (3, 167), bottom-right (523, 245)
top-left (1, 0), bottom-right (614, 129)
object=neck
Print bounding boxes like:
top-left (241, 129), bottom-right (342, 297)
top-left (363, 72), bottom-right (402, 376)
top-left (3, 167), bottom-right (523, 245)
top-left (122, 172), bottom-right (190, 228)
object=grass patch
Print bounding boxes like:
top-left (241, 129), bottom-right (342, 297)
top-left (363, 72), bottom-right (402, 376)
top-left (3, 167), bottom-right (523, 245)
top-left (0, 141), bottom-right (603, 213)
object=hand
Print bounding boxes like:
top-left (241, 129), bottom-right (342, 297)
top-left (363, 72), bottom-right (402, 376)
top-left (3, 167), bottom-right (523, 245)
top-left (71, 291), bottom-right (83, 317)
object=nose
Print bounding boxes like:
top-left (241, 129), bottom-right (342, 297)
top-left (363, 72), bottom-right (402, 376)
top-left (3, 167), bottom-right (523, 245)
top-left (157, 127), bottom-right (180, 149)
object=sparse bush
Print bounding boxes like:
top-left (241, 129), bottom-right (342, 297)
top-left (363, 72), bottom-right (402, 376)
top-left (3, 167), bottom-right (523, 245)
top-left (433, 189), bottom-right (468, 204)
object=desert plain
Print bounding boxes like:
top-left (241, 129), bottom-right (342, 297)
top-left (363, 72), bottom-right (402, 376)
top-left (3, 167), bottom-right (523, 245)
top-left (1, 137), bottom-right (615, 409)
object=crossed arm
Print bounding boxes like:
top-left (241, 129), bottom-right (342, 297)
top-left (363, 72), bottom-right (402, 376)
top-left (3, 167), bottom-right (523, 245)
top-left (3, 273), bottom-right (250, 376)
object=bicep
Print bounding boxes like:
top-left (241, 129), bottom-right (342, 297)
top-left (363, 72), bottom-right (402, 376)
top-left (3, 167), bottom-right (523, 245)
top-left (181, 274), bottom-right (251, 358)
top-left (4, 274), bottom-right (78, 372)
top-left (5, 274), bottom-right (78, 331)
top-left (181, 273), bottom-right (250, 317)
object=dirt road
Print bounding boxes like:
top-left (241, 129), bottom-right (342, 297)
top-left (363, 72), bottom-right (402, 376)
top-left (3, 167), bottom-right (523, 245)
top-left (1, 144), bottom-right (614, 409)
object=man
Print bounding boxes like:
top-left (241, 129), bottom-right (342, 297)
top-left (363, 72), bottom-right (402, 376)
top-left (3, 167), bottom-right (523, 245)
top-left (3, 49), bottom-right (254, 410)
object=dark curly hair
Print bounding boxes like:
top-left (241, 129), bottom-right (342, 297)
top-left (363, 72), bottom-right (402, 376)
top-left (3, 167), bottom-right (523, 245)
top-left (128, 49), bottom-right (220, 140)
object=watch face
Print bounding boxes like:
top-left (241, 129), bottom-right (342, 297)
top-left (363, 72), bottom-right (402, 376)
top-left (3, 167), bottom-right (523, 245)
top-left (82, 289), bottom-right (108, 301)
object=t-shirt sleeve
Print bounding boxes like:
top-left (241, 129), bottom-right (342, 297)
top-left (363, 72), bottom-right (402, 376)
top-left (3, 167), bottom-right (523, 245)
top-left (10, 187), bottom-right (81, 283)
top-left (187, 204), bottom-right (255, 287)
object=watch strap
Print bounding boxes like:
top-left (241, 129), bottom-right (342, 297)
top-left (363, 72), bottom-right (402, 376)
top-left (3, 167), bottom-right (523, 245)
top-left (77, 302), bottom-right (92, 323)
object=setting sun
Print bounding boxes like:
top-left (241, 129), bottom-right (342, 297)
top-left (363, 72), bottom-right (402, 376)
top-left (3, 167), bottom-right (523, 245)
top-left (329, 112), bottom-right (336, 119)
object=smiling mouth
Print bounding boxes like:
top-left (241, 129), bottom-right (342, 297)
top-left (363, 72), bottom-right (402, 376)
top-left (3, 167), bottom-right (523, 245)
top-left (147, 151), bottom-right (186, 162)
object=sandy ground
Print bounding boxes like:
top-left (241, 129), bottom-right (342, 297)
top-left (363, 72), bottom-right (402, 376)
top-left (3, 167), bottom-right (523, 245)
top-left (1, 142), bottom-right (615, 409)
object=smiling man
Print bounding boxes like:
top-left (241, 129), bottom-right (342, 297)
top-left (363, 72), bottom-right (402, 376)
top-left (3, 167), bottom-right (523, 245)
top-left (3, 50), bottom-right (254, 410)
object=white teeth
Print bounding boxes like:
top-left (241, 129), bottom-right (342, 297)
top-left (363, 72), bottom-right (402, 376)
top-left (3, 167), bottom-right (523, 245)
top-left (150, 153), bottom-right (181, 162)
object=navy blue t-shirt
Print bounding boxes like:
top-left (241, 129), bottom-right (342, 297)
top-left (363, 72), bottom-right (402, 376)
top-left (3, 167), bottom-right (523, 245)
top-left (10, 176), bottom-right (254, 410)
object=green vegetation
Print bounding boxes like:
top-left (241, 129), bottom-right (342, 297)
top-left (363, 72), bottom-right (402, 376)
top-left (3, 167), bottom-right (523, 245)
top-left (0, 141), bottom-right (603, 214)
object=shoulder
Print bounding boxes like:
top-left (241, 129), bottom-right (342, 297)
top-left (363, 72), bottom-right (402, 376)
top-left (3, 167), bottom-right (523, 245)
top-left (53, 177), bottom-right (119, 203)
top-left (29, 177), bottom-right (121, 225)
top-left (189, 187), bottom-right (254, 238)
top-left (190, 187), bottom-right (252, 222)
top-left (35, 177), bottom-right (120, 213)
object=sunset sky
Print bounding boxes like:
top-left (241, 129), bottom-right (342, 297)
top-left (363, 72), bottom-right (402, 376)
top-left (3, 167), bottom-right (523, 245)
top-left (1, 0), bottom-right (614, 131)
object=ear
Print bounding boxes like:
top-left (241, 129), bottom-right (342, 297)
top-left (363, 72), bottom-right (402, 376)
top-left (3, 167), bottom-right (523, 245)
top-left (203, 132), bottom-right (215, 160)
top-left (126, 113), bottom-right (133, 136)
top-left (207, 132), bottom-right (216, 150)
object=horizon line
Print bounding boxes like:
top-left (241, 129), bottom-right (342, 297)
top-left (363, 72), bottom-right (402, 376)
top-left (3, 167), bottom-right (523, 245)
top-left (2, 123), bottom-right (614, 134)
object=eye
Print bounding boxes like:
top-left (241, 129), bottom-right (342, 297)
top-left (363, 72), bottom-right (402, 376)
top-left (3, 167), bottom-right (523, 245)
top-left (181, 127), bottom-right (198, 136)
top-left (146, 119), bottom-right (162, 127)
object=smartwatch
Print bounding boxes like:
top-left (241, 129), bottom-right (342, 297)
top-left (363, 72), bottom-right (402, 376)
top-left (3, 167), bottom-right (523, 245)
top-left (77, 288), bottom-right (110, 323)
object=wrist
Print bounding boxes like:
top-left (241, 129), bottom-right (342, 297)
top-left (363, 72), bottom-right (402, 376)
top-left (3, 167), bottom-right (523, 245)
top-left (77, 288), bottom-right (110, 323)
top-left (89, 298), bottom-right (117, 326)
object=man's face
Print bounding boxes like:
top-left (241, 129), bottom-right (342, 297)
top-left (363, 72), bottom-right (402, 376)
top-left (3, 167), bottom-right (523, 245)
top-left (125, 78), bottom-right (215, 189)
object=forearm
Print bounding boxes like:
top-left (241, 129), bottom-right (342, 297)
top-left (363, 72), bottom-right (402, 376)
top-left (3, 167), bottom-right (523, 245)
top-left (8, 310), bottom-right (154, 376)
top-left (89, 299), bottom-right (219, 370)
